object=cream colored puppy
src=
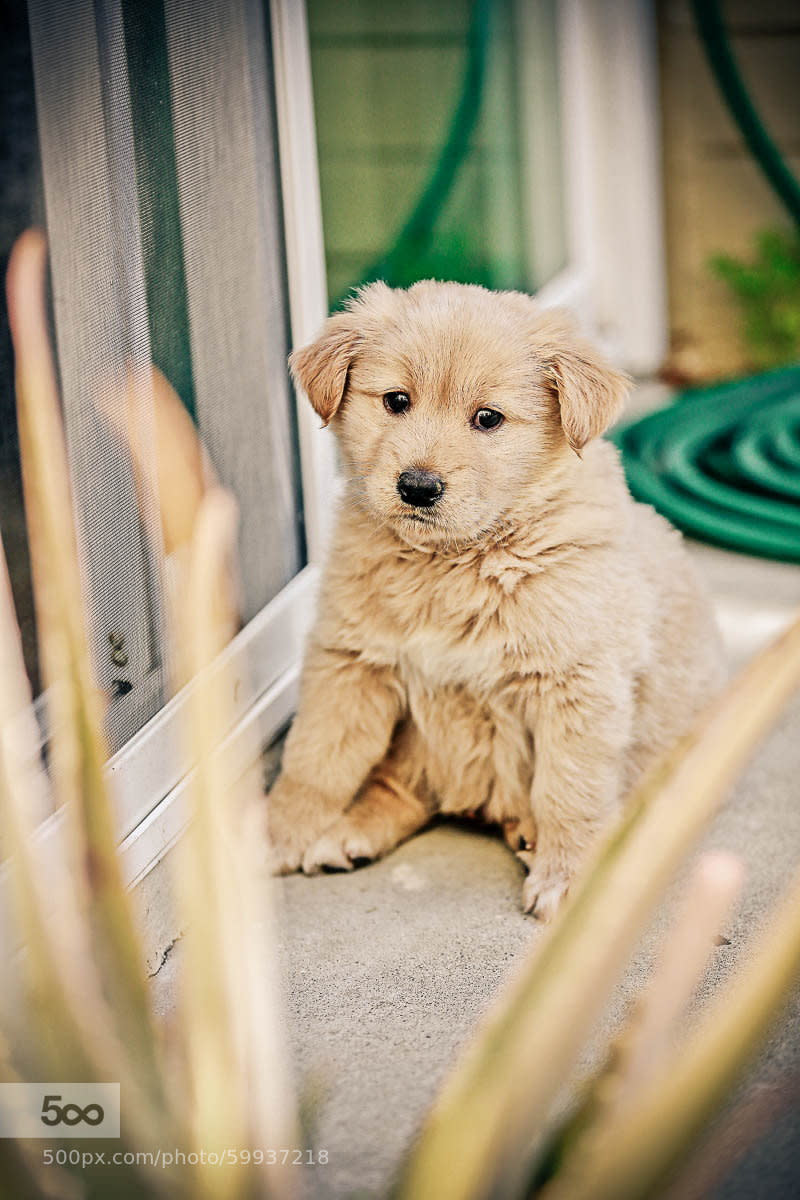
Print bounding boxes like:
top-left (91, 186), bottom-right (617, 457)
top-left (267, 281), bottom-right (724, 919)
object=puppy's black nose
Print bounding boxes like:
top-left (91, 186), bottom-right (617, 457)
top-left (397, 469), bottom-right (445, 508)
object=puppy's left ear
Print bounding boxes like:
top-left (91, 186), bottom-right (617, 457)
top-left (289, 311), bottom-right (363, 425)
top-left (545, 338), bottom-right (631, 453)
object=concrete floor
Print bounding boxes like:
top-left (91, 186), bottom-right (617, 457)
top-left (150, 532), bottom-right (800, 1200)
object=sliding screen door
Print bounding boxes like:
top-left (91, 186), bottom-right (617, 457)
top-left (11, 0), bottom-right (330, 859)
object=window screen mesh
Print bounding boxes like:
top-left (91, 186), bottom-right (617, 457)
top-left (0, 1), bottom-right (42, 694)
top-left (23, 0), bottom-right (304, 753)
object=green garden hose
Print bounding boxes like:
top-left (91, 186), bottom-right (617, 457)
top-left (346, 0), bottom-right (492, 302)
top-left (690, 0), bottom-right (800, 228)
top-left (613, 367), bottom-right (800, 563)
top-left (617, 1), bottom-right (800, 562)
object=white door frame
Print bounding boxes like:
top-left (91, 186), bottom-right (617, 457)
top-left (537, 0), bottom-right (667, 376)
top-left (270, 0), bottom-right (338, 563)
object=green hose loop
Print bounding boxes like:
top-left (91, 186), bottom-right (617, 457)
top-left (340, 0), bottom-right (493, 304)
top-left (618, 6), bottom-right (800, 563)
top-left (690, 0), bottom-right (800, 227)
top-left (613, 367), bottom-right (800, 563)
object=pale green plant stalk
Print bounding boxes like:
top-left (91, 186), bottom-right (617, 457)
top-left (0, 547), bottom-right (124, 1200)
top-left (1, 231), bottom-right (179, 1193)
top-left (544, 859), bottom-right (800, 1200)
top-left (177, 492), bottom-right (246, 1180)
top-left (1, 228), bottom-right (297, 1199)
top-left (396, 613), bottom-right (800, 1200)
top-left (528, 850), bottom-right (744, 1194)
top-left (6, 230), bottom-right (166, 1108)
top-left (175, 490), bottom-right (298, 1200)
top-left (589, 851), bottom-right (745, 1117)
top-left (0, 535), bottom-right (129, 1083)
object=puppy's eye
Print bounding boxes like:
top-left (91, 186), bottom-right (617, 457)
top-left (383, 391), bottom-right (410, 415)
top-left (472, 408), bottom-right (504, 431)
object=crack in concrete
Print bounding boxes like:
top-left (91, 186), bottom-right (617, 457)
top-left (147, 931), bottom-right (184, 978)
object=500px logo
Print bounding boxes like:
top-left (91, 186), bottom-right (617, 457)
top-left (40, 1094), bottom-right (105, 1128)
top-left (0, 1083), bottom-right (120, 1138)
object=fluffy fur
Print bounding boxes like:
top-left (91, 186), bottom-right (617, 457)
top-left (267, 281), bottom-right (724, 919)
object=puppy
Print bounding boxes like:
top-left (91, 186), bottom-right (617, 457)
top-left (267, 281), bottom-right (724, 919)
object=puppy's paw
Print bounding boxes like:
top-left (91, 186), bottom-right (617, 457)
top-left (266, 774), bottom-right (343, 875)
top-left (502, 814), bottom-right (537, 853)
top-left (267, 818), bottom-right (306, 876)
top-left (301, 817), bottom-right (383, 876)
top-left (521, 858), bottom-right (571, 922)
top-left (268, 836), bottom-right (304, 877)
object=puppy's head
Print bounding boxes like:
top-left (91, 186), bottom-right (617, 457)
top-left (290, 281), bottom-right (629, 546)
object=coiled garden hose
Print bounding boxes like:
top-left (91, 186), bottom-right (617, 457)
top-left (613, 367), bottom-right (800, 562)
top-left (617, 0), bottom-right (800, 562)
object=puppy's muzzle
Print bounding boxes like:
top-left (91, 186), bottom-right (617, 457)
top-left (397, 469), bottom-right (446, 508)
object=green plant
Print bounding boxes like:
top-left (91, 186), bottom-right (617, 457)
top-left (0, 230), bottom-right (297, 1200)
top-left (711, 228), bottom-right (800, 369)
top-left (396, 612), bottom-right (800, 1200)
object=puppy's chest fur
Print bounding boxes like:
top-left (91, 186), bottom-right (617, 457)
top-left (347, 535), bottom-right (563, 686)
top-left (329, 528), bottom-right (594, 818)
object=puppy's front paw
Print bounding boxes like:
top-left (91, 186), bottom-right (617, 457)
top-left (521, 856), bottom-right (571, 922)
top-left (301, 815), bottom-right (383, 875)
top-left (266, 774), bottom-right (342, 875)
top-left (268, 834), bottom-right (304, 877)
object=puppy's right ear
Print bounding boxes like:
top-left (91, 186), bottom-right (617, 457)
top-left (289, 312), bottom-right (363, 425)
